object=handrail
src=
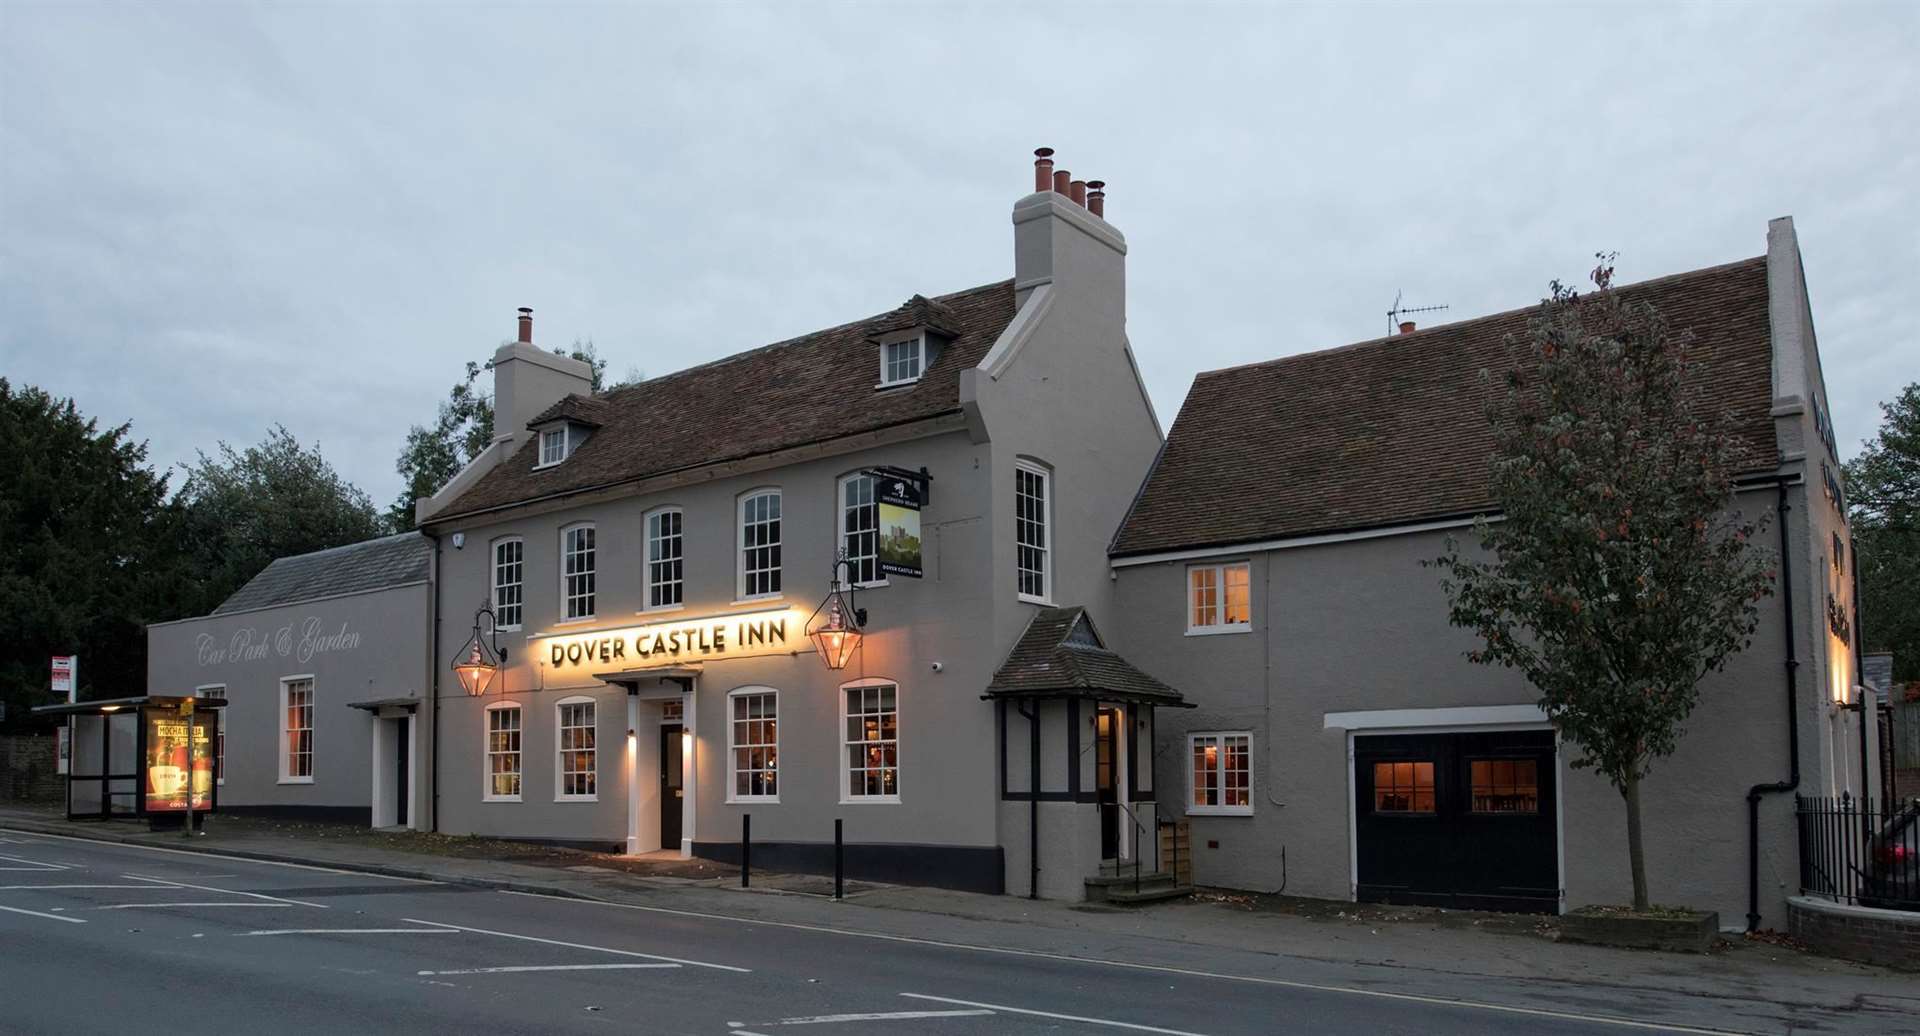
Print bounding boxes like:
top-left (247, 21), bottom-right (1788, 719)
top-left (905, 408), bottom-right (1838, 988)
top-left (1114, 801), bottom-right (1150, 894)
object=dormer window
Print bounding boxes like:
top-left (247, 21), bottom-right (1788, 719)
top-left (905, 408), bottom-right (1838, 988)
top-left (879, 334), bottom-right (925, 387)
top-left (534, 423), bottom-right (588, 469)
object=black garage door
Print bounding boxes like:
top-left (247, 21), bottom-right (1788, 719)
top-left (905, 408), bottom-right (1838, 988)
top-left (1354, 730), bottom-right (1559, 913)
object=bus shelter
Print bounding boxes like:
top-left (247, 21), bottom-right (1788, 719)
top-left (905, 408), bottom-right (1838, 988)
top-left (32, 695), bottom-right (222, 826)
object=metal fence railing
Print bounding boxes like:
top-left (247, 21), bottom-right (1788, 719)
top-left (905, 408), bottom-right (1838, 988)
top-left (1797, 794), bottom-right (1920, 911)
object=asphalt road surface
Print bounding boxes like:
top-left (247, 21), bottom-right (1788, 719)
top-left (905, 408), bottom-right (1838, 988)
top-left (0, 830), bottom-right (1888, 1035)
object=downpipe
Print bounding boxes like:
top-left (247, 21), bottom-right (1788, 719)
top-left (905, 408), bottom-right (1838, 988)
top-left (1747, 478), bottom-right (1800, 932)
top-left (425, 529), bottom-right (442, 834)
top-left (1018, 700), bottom-right (1040, 899)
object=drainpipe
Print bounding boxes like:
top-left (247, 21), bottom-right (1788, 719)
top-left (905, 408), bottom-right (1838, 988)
top-left (1747, 478), bottom-right (1801, 932)
top-left (1018, 700), bottom-right (1040, 899)
top-left (424, 529), bottom-right (442, 834)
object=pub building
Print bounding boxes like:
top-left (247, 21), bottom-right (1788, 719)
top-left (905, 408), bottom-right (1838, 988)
top-left (133, 159), bottom-right (1864, 922)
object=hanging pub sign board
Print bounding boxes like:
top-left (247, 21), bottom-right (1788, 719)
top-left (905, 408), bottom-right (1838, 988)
top-left (144, 707), bottom-right (214, 812)
top-left (874, 474), bottom-right (923, 578)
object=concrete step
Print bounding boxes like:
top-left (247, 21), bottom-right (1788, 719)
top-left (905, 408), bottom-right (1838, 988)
top-left (1102, 884), bottom-right (1195, 906)
top-left (1085, 870), bottom-right (1174, 888)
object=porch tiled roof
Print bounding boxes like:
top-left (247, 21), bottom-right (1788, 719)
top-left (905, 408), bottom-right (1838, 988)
top-left (986, 606), bottom-right (1189, 707)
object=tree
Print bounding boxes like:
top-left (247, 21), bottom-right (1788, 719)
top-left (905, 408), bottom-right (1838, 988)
top-left (386, 339), bottom-right (634, 531)
top-left (1846, 383), bottom-right (1920, 682)
top-left (1432, 256), bottom-right (1776, 911)
top-left (0, 379), bottom-right (182, 719)
top-left (175, 425), bottom-right (383, 615)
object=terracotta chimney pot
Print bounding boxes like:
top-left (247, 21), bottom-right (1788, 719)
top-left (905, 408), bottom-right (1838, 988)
top-left (1033, 147), bottom-right (1055, 193)
top-left (1086, 180), bottom-right (1106, 217)
top-left (1053, 169), bottom-right (1070, 195)
top-left (1399, 321), bottom-right (1416, 335)
top-left (1068, 180), bottom-right (1087, 206)
top-left (518, 307), bottom-right (534, 344)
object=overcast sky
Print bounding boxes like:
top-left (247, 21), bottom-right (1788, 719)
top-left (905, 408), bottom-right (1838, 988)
top-left (3, 2), bottom-right (1914, 510)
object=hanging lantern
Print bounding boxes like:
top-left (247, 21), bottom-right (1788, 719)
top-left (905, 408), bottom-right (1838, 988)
top-left (807, 557), bottom-right (867, 671)
top-left (452, 606), bottom-right (508, 695)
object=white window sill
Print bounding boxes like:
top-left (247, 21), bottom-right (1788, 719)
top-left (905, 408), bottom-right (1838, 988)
top-left (483, 795), bottom-right (522, 804)
top-left (496, 623), bottom-right (523, 633)
top-left (553, 616), bottom-right (598, 627)
top-left (873, 379), bottom-right (921, 391)
top-left (1186, 806), bottom-right (1254, 817)
top-left (554, 795), bottom-right (598, 804)
top-left (731, 594), bottom-right (784, 607)
top-left (851, 579), bottom-right (890, 590)
top-left (532, 460), bottom-right (564, 471)
top-left (1185, 624), bottom-right (1252, 637)
top-left (728, 796), bottom-right (780, 805)
top-left (1017, 593), bottom-right (1053, 606)
top-left (840, 795), bottom-right (902, 805)
top-left (277, 776), bottom-right (314, 786)
top-left (638, 603), bottom-right (685, 616)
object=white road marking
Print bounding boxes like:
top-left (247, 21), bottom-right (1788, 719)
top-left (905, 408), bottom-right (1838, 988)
top-left (501, 890), bottom-right (1748, 1036)
top-left (0, 828), bottom-right (435, 881)
top-left (0, 854), bottom-right (69, 872)
top-left (0, 884), bottom-right (156, 890)
top-left (93, 902), bottom-right (292, 910)
top-left (241, 927), bottom-right (458, 936)
top-left (125, 873), bottom-right (328, 909)
top-left (901, 994), bottom-right (1203, 1034)
top-left (768, 1009), bottom-right (996, 1025)
top-left (415, 963), bottom-right (681, 976)
top-left (0, 902), bottom-right (87, 924)
top-left (400, 917), bottom-right (751, 973)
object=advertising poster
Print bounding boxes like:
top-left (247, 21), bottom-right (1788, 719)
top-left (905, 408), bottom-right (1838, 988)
top-left (875, 475), bottom-right (923, 578)
top-left (144, 709), bottom-right (213, 812)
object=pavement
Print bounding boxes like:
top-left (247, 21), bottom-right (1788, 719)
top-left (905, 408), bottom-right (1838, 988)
top-left (1, 805), bottom-right (1917, 1034)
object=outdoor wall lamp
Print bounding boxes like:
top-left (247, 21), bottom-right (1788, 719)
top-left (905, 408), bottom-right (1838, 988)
top-left (452, 604), bottom-right (510, 696)
top-left (807, 555), bottom-right (868, 671)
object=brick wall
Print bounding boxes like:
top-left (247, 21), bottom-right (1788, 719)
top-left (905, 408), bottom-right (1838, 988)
top-left (0, 735), bottom-right (62, 803)
top-left (1788, 896), bottom-right (1920, 971)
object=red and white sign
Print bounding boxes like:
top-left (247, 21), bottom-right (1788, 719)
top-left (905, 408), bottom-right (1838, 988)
top-left (51, 655), bottom-right (77, 700)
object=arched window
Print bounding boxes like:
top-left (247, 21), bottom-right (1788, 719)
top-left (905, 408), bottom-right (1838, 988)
top-left (738, 489), bottom-right (782, 600)
top-left (644, 507), bottom-right (684, 610)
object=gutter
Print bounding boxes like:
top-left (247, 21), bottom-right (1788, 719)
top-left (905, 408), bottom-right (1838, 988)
top-left (424, 529), bottom-right (442, 834)
top-left (1747, 476), bottom-right (1801, 932)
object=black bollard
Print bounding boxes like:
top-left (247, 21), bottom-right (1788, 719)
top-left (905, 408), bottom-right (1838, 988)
top-left (741, 813), bottom-right (751, 888)
top-left (834, 818), bottom-right (844, 900)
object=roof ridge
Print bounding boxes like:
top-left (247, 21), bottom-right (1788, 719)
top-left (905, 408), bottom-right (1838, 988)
top-left (1194, 254), bottom-right (1768, 381)
top-left (259, 530), bottom-right (424, 566)
top-left (593, 278), bottom-right (1014, 406)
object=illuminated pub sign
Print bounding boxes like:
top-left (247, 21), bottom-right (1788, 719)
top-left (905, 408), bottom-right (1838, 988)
top-left (534, 607), bottom-right (809, 679)
top-left (144, 707), bottom-right (213, 812)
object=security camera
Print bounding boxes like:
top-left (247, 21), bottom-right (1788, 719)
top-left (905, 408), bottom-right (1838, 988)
top-left (930, 661), bottom-right (944, 673)
top-left (451, 533), bottom-right (466, 549)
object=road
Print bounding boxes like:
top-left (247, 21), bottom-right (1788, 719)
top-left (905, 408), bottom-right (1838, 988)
top-left (0, 830), bottom-right (1900, 1035)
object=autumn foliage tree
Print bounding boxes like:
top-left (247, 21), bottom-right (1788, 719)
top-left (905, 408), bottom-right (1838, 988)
top-left (1433, 257), bottom-right (1776, 911)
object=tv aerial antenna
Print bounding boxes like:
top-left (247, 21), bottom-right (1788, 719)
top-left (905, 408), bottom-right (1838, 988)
top-left (1387, 290), bottom-right (1449, 335)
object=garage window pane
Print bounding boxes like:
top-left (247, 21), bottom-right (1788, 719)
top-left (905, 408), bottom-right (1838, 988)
top-left (1372, 760), bottom-right (1435, 814)
top-left (1470, 758), bottom-right (1538, 814)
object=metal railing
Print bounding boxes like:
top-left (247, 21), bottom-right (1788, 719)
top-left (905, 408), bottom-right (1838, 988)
top-left (1114, 802), bottom-right (1151, 894)
top-left (1797, 794), bottom-right (1920, 911)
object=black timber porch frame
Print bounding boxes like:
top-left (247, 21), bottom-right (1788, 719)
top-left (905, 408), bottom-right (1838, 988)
top-left (993, 694), bottom-right (1161, 805)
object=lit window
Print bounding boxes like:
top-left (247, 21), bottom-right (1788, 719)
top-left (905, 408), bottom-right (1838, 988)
top-left (840, 473), bottom-right (881, 585)
top-left (843, 682), bottom-right (899, 800)
top-left (646, 508), bottom-right (683, 609)
top-left (1372, 761), bottom-right (1435, 813)
top-left (538, 427), bottom-right (567, 467)
top-left (486, 704), bottom-right (522, 801)
top-left (1015, 462), bottom-right (1050, 602)
top-left (197, 685), bottom-right (225, 786)
top-left (1188, 732), bottom-right (1251, 814)
top-left (556, 699), bottom-right (596, 800)
top-left (280, 678), bottom-right (313, 782)
top-left (1469, 759), bottom-right (1538, 814)
top-left (880, 335), bottom-right (924, 386)
top-left (1187, 562), bottom-right (1251, 633)
top-left (562, 524), bottom-right (596, 620)
top-left (729, 689), bottom-right (779, 801)
top-left (739, 490), bottom-right (782, 599)
top-left (493, 538), bottom-right (523, 629)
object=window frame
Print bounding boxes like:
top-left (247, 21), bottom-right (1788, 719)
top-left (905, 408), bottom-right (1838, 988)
top-left (726, 686), bottom-right (780, 804)
top-left (492, 536), bottom-right (525, 630)
top-left (484, 701), bottom-right (523, 803)
top-left (1370, 760), bottom-right (1437, 815)
top-left (1185, 560), bottom-right (1253, 635)
top-left (535, 426), bottom-right (568, 468)
top-left (1467, 757), bottom-right (1540, 815)
top-left (837, 472), bottom-right (887, 588)
top-left (643, 506), bottom-right (685, 612)
top-left (195, 683), bottom-right (225, 786)
top-left (278, 675), bottom-right (314, 785)
top-left (1014, 459), bottom-right (1052, 604)
top-left (1186, 730), bottom-right (1252, 816)
top-left (840, 677), bottom-right (901, 804)
top-left (737, 488), bottom-right (784, 602)
top-left (559, 521), bottom-right (597, 623)
top-left (877, 333), bottom-right (925, 388)
top-left (553, 696), bottom-right (597, 802)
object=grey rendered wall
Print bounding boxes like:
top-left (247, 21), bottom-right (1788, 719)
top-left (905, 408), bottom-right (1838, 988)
top-left (146, 583), bottom-right (430, 817)
top-left (432, 431), bottom-right (1004, 855)
top-left (1111, 497), bottom-right (1812, 924)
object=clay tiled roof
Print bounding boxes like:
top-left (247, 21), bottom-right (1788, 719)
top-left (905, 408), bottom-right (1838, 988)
top-left (433, 280), bottom-right (1016, 522)
top-left (213, 532), bottom-right (431, 614)
top-left (1110, 257), bottom-right (1779, 558)
top-left (986, 606), bottom-right (1189, 706)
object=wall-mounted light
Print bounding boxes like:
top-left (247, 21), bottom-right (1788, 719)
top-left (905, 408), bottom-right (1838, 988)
top-left (807, 554), bottom-right (868, 671)
top-left (452, 604), bottom-right (509, 696)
